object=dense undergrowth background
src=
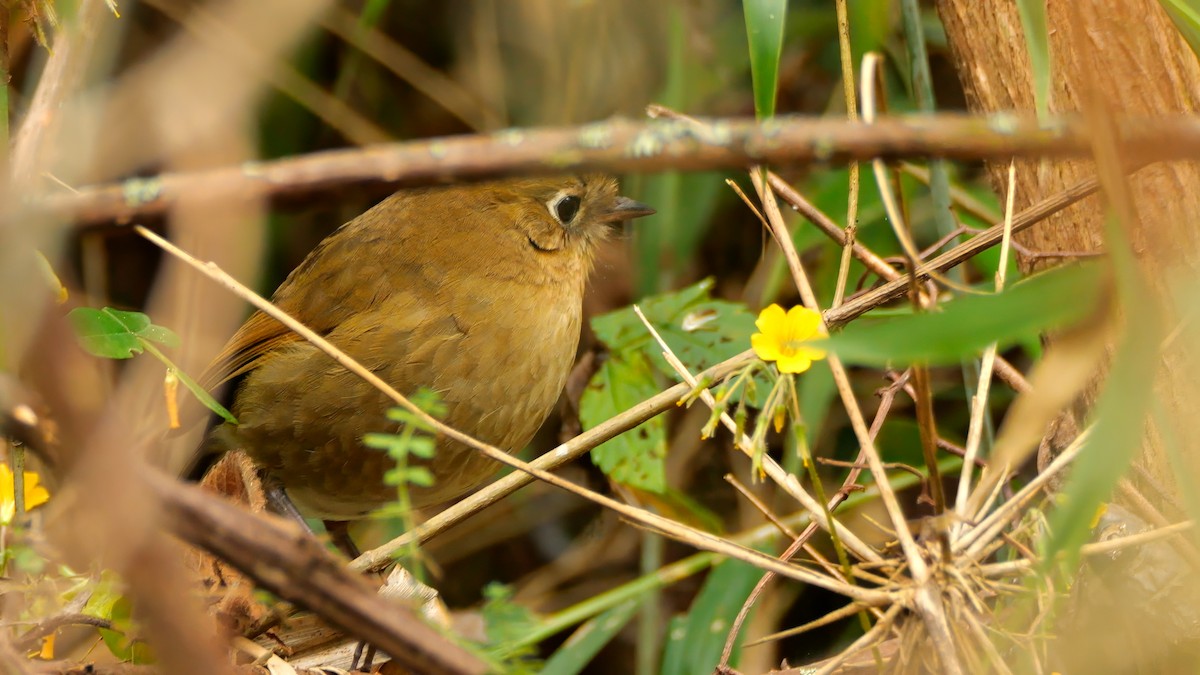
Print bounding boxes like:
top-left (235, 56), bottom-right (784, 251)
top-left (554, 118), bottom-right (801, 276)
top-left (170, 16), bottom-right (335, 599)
top-left (8, 0), bottom-right (1192, 672)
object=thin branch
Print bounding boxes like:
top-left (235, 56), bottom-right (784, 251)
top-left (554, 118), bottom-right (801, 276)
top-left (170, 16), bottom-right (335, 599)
top-left (353, 351), bottom-right (751, 571)
top-left (825, 171), bottom-right (1106, 328)
top-left (14, 614), bottom-right (113, 652)
top-left (955, 162), bottom-right (1018, 519)
top-left (813, 604), bottom-right (904, 675)
top-left (629, 305), bottom-right (882, 564)
top-left (957, 428), bottom-right (1091, 559)
top-left (137, 226), bottom-right (892, 603)
top-left (29, 112), bottom-right (1182, 226)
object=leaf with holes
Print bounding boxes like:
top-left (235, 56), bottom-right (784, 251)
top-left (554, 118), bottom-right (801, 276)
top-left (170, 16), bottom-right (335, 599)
top-left (591, 278), bottom-right (757, 379)
top-left (581, 351), bottom-right (667, 493)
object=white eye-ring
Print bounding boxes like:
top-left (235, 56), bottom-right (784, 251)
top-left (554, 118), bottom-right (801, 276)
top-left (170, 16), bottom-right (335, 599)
top-left (547, 191), bottom-right (582, 225)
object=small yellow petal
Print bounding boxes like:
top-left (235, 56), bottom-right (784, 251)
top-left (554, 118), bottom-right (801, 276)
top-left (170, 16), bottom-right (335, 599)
top-left (777, 354), bottom-right (813, 374)
top-left (37, 632), bottom-right (55, 660)
top-left (785, 305), bottom-right (824, 339)
top-left (754, 304), bottom-right (786, 335)
top-left (751, 332), bottom-right (782, 362)
top-left (0, 464), bottom-right (14, 507)
top-left (23, 477), bottom-right (49, 510)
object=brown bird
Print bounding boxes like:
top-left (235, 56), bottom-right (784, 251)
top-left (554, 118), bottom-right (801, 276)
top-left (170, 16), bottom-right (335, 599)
top-left (201, 175), bottom-right (653, 523)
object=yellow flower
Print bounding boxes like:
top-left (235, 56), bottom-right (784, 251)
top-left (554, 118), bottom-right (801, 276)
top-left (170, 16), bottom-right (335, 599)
top-left (0, 463), bottom-right (50, 524)
top-left (751, 304), bottom-right (827, 374)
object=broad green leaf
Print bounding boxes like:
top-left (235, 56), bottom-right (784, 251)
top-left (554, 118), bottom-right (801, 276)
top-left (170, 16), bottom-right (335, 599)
top-left (823, 263), bottom-right (1104, 366)
top-left (68, 307), bottom-right (180, 359)
top-left (1016, 0), bottom-right (1052, 119)
top-left (660, 557), bottom-right (763, 675)
top-left (541, 600), bottom-right (639, 675)
top-left (592, 278), bottom-right (757, 378)
top-left (68, 308), bottom-right (146, 358)
top-left (581, 352), bottom-right (667, 493)
top-left (743, 0), bottom-right (788, 119)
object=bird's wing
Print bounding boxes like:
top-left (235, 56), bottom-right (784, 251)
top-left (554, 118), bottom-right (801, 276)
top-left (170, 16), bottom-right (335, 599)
top-left (199, 194), bottom-right (418, 391)
top-left (199, 309), bottom-right (302, 390)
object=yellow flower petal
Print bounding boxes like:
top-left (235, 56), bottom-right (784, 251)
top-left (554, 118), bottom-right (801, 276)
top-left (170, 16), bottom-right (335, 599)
top-left (777, 353), bottom-right (813, 374)
top-left (37, 632), bottom-right (55, 660)
top-left (785, 305), bottom-right (824, 339)
top-left (752, 304), bottom-right (829, 372)
top-left (754, 304), bottom-right (786, 335)
top-left (0, 464), bottom-right (14, 508)
top-left (0, 463), bottom-right (51, 523)
top-left (751, 332), bottom-right (783, 362)
top-left (23, 472), bottom-right (49, 510)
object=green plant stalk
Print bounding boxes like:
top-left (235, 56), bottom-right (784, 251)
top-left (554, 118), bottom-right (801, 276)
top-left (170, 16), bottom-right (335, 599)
top-left (389, 424), bottom-right (424, 581)
top-left (1016, 0), bottom-right (1052, 120)
top-left (899, 0), bottom-right (995, 459)
top-left (331, 0), bottom-right (394, 102)
top-left (832, 0), bottom-right (860, 309)
top-left (515, 456), bottom-right (959, 651)
top-left (636, 531), bottom-right (663, 675)
top-left (10, 442), bottom-right (24, 525)
top-left (137, 341), bottom-right (237, 424)
top-left (635, 3), bottom-right (688, 296)
top-left (750, 375), bottom-right (786, 479)
top-left (785, 380), bottom-right (871, 638)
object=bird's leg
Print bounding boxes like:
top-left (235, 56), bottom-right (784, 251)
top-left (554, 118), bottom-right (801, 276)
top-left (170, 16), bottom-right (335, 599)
top-left (261, 475), bottom-right (378, 669)
top-left (260, 474), bottom-right (363, 560)
top-left (323, 519), bottom-right (362, 559)
top-left (349, 642), bottom-right (377, 672)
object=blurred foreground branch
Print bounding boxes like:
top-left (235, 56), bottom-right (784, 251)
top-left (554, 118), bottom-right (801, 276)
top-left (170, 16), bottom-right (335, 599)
top-left (34, 112), bottom-right (1196, 226)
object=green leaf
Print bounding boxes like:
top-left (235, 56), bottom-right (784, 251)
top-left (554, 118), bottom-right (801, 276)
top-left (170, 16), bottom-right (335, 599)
top-left (823, 263), bottom-right (1105, 366)
top-left (68, 307), bottom-right (181, 358)
top-left (363, 432), bottom-right (402, 453)
top-left (481, 583), bottom-right (543, 666)
top-left (540, 600), bottom-right (639, 675)
top-left (1016, 0), bottom-right (1052, 120)
top-left (1044, 196), bottom-right (1158, 568)
top-left (592, 278), bottom-right (757, 378)
top-left (743, 0), bottom-right (788, 119)
top-left (386, 466), bottom-right (434, 488)
top-left (84, 575), bottom-right (155, 664)
top-left (68, 308), bottom-right (145, 359)
top-left (660, 557), bottom-right (764, 675)
top-left (581, 352), bottom-right (667, 493)
top-left (98, 597), bottom-right (156, 664)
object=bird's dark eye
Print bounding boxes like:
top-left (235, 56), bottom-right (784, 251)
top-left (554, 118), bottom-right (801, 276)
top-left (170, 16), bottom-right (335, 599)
top-left (553, 195), bottom-right (581, 224)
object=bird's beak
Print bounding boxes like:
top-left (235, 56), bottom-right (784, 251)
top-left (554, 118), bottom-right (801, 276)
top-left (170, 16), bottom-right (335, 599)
top-left (602, 196), bottom-right (656, 223)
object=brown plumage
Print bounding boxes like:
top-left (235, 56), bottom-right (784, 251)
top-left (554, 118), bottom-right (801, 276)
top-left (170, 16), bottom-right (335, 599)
top-left (201, 175), bottom-right (653, 520)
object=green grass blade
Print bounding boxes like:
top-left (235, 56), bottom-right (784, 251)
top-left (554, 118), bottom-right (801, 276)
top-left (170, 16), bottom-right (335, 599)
top-left (1160, 0), bottom-right (1200, 57)
top-left (1016, 0), bottom-right (1052, 119)
top-left (541, 600), bottom-right (640, 675)
top-left (743, 0), bottom-right (788, 119)
top-left (659, 557), bottom-right (763, 674)
top-left (822, 263), bottom-right (1104, 366)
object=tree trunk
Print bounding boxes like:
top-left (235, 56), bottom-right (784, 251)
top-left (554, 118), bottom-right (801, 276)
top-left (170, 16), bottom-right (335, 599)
top-left (937, 0), bottom-right (1200, 670)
